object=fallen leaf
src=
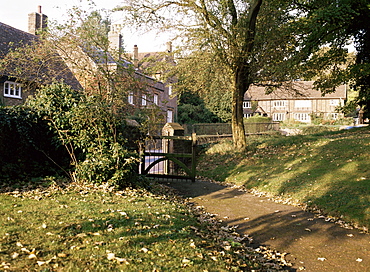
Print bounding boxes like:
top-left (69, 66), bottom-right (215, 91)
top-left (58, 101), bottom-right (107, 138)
top-left (28, 253), bottom-right (37, 259)
top-left (317, 257), bottom-right (326, 261)
top-left (116, 257), bottom-right (129, 264)
top-left (11, 252), bottom-right (19, 259)
top-left (107, 253), bottom-right (116, 260)
top-left (140, 247), bottom-right (149, 253)
top-left (356, 258), bottom-right (363, 262)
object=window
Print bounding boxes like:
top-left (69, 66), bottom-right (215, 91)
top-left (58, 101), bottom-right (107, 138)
top-left (329, 113), bottom-right (339, 120)
top-left (294, 113), bottom-right (310, 122)
top-left (243, 113), bottom-right (253, 118)
top-left (4, 81), bottom-right (22, 99)
top-left (243, 101), bottom-right (252, 108)
top-left (128, 92), bottom-right (134, 105)
top-left (330, 99), bottom-right (339, 106)
top-left (295, 100), bottom-right (311, 109)
top-left (168, 85), bottom-right (172, 96)
top-left (142, 94), bottom-right (147, 106)
top-left (167, 110), bottom-right (173, 123)
top-left (273, 113), bottom-right (285, 121)
top-left (154, 94), bottom-right (159, 105)
top-left (273, 100), bottom-right (286, 108)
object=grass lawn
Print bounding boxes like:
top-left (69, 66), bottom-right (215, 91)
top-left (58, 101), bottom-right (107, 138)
top-left (0, 180), bottom-right (281, 271)
top-left (197, 126), bottom-right (370, 230)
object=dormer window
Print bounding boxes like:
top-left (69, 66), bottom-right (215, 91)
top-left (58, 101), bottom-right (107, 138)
top-left (4, 81), bottom-right (22, 99)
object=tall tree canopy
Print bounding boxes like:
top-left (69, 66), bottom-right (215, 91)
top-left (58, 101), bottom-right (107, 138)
top-left (292, 0), bottom-right (370, 116)
top-left (118, 0), bottom-right (370, 147)
top-left (118, 0), bottom-right (300, 149)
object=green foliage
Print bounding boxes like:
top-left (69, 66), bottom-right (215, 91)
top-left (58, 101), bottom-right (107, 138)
top-left (0, 106), bottom-right (68, 180)
top-left (27, 83), bottom-right (141, 188)
top-left (177, 91), bottom-right (221, 124)
top-left (243, 115), bottom-right (272, 123)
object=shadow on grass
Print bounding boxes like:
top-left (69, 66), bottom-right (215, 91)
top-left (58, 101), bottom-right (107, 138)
top-left (198, 128), bottom-right (370, 228)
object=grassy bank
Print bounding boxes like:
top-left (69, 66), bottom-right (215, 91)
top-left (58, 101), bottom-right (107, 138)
top-left (197, 127), bottom-right (370, 230)
top-left (0, 180), bottom-right (285, 271)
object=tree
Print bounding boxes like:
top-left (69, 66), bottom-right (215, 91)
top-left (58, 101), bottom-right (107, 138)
top-left (117, 0), bottom-right (301, 149)
top-left (0, 7), bottom-right (154, 187)
top-left (291, 0), bottom-right (370, 117)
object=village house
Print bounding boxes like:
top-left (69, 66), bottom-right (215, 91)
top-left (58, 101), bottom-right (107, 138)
top-left (129, 43), bottom-right (177, 124)
top-left (0, 6), bottom-right (80, 106)
top-left (243, 81), bottom-right (347, 123)
top-left (0, 7), bottom-right (177, 125)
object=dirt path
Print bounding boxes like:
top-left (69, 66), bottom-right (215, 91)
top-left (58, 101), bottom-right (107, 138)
top-left (159, 179), bottom-right (370, 272)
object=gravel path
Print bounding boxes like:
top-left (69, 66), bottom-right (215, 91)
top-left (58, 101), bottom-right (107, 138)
top-left (160, 178), bottom-right (370, 272)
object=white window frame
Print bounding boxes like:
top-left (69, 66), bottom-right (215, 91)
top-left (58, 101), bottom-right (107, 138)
top-left (167, 110), bottom-right (173, 123)
top-left (294, 113), bottom-right (311, 123)
top-left (272, 113), bottom-right (285, 121)
top-left (168, 85), bottom-right (172, 96)
top-left (243, 113), bottom-right (253, 118)
top-left (142, 94), bottom-right (147, 106)
top-left (128, 92), bottom-right (134, 105)
top-left (272, 100), bottom-right (286, 108)
top-left (154, 93), bottom-right (159, 105)
top-left (4, 81), bottom-right (22, 99)
top-left (243, 101), bottom-right (252, 108)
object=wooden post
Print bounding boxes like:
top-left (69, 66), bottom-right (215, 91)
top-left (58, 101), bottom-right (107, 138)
top-left (191, 133), bottom-right (197, 182)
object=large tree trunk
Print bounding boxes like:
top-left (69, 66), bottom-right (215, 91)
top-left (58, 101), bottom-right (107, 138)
top-left (231, 64), bottom-right (251, 150)
top-left (231, 0), bottom-right (263, 150)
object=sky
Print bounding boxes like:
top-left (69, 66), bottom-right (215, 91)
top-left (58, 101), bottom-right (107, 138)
top-left (0, 0), bottom-right (171, 53)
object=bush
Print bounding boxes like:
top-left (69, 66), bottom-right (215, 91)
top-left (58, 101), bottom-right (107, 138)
top-left (27, 83), bottom-right (143, 188)
top-left (0, 106), bottom-right (69, 180)
top-left (244, 115), bottom-right (272, 123)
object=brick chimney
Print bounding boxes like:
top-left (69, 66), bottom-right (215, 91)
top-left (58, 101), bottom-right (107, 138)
top-left (28, 5), bottom-right (48, 35)
top-left (108, 24), bottom-right (123, 59)
top-left (133, 45), bottom-right (139, 67)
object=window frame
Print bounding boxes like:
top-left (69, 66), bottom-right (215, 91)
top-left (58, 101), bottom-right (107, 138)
top-left (142, 94), bottom-right (147, 106)
top-left (294, 113), bottom-right (311, 122)
top-left (4, 81), bottom-right (22, 99)
top-left (128, 91), bottom-right (134, 105)
top-left (272, 113), bottom-right (285, 121)
top-left (243, 101), bottom-right (252, 108)
top-left (272, 100), bottom-right (286, 108)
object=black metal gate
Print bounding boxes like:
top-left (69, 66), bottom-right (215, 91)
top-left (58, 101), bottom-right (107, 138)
top-left (140, 134), bottom-right (197, 182)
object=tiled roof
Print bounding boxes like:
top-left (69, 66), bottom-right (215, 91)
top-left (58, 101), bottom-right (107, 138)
top-left (245, 81), bottom-right (347, 100)
top-left (0, 22), bottom-right (36, 57)
top-left (0, 22), bottom-right (81, 89)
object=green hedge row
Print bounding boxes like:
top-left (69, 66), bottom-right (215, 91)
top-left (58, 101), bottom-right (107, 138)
top-left (0, 106), bottom-right (69, 181)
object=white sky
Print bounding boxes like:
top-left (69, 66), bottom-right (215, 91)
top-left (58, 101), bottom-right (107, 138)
top-left (0, 0), bottom-right (171, 53)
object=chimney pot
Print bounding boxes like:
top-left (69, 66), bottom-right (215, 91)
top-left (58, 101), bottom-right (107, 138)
top-left (38, 5), bottom-right (42, 13)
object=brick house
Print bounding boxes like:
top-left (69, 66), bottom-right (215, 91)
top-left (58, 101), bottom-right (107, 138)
top-left (130, 43), bottom-right (177, 124)
top-left (0, 6), bottom-right (80, 106)
top-left (0, 7), bottom-right (177, 125)
top-left (243, 81), bottom-right (347, 123)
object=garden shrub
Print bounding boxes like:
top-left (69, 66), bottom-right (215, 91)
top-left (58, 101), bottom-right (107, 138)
top-left (27, 83), bottom-right (142, 188)
top-left (0, 106), bottom-right (69, 181)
